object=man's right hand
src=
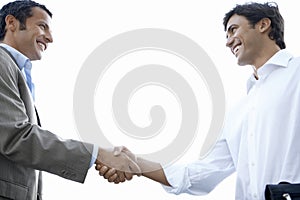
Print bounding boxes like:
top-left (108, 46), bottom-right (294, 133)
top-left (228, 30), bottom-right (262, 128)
top-left (95, 147), bottom-right (141, 183)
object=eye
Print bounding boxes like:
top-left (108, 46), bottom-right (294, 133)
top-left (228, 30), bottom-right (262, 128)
top-left (39, 23), bottom-right (46, 30)
top-left (231, 27), bottom-right (237, 33)
top-left (229, 26), bottom-right (237, 34)
top-left (226, 26), bottom-right (238, 39)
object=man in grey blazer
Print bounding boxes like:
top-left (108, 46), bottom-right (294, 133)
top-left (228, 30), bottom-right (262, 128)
top-left (0, 1), bottom-right (139, 199)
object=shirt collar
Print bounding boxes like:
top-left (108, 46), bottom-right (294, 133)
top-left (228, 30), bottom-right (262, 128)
top-left (0, 43), bottom-right (31, 70)
top-left (0, 43), bottom-right (35, 100)
top-left (247, 49), bottom-right (293, 93)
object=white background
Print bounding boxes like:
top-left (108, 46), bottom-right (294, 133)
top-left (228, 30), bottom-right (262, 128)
top-left (1, 0), bottom-right (300, 199)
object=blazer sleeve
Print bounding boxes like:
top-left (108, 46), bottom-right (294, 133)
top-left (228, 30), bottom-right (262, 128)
top-left (0, 49), bottom-right (94, 183)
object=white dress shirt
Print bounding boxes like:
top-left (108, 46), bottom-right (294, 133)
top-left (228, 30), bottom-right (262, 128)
top-left (162, 50), bottom-right (300, 199)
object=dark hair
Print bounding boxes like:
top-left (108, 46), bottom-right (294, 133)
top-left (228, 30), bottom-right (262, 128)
top-left (0, 0), bottom-right (52, 41)
top-left (223, 2), bottom-right (285, 49)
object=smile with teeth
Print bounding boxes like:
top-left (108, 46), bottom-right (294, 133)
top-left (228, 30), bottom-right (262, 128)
top-left (37, 41), bottom-right (46, 51)
top-left (233, 45), bottom-right (241, 56)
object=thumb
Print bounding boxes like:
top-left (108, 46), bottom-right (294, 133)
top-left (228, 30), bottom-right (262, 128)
top-left (113, 146), bottom-right (127, 156)
top-left (127, 155), bottom-right (142, 175)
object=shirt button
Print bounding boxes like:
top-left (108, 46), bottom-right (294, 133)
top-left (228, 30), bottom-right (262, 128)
top-left (251, 162), bottom-right (255, 167)
top-left (253, 193), bottom-right (258, 198)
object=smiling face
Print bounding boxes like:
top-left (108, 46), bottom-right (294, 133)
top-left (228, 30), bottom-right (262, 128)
top-left (225, 14), bottom-right (265, 67)
top-left (3, 6), bottom-right (53, 61)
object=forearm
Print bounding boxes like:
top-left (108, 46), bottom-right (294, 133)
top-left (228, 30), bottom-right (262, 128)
top-left (137, 157), bottom-right (171, 186)
top-left (1, 120), bottom-right (93, 183)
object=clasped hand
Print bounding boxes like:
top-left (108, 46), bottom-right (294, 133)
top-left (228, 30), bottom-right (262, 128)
top-left (95, 146), bottom-right (139, 184)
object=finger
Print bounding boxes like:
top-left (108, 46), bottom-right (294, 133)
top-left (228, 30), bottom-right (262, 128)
top-left (122, 148), bottom-right (131, 154)
top-left (113, 177), bottom-right (121, 184)
top-left (108, 173), bottom-right (118, 183)
top-left (113, 146), bottom-right (128, 156)
top-left (98, 166), bottom-right (109, 176)
top-left (124, 172), bottom-right (133, 180)
top-left (95, 164), bottom-right (102, 171)
top-left (104, 168), bottom-right (117, 179)
top-left (117, 171), bottom-right (126, 183)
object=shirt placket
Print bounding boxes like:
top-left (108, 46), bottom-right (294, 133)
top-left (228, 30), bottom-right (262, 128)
top-left (247, 80), bottom-right (261, 199)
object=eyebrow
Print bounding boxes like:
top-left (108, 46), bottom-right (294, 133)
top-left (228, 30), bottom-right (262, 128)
top-left (38, 20), bottom-right (50, 29)
top-left (226, 24), bottom-right (235, 33)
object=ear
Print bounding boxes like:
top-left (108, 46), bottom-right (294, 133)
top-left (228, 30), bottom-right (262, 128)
top-left (5, 15), bottom-right (18, 32)
top-left (257, 18), bottom-right (271, 33)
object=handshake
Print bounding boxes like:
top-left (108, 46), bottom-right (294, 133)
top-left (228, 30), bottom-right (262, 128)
top-left (95, 146), bottom-right (170, 186)
top-left (95, 146), bottom-right (143, 184)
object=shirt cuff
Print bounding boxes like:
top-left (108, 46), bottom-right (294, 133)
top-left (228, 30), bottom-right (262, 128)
top-left (161, 163), bottom-right (191, 195)
top-left (89, 144), bottom-right (98, 168)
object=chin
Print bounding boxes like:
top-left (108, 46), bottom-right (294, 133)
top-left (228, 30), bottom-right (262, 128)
top-left (237, 61), bottom-right (248, 66)
top-left (237, 57), bottom-right (248, 66)
top-left (237, 62), bottom-right (248, 66)
top-left (30, 57), bottom-right (42, 61)
top-left (30, 47), bottom-right (43, 60)
top-left (33, 53), bottom-right (42, 61)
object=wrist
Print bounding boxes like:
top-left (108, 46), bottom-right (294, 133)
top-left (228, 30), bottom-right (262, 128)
top-left (136, 156), bottom-right (161, 176)
top-left (95, 147), bottom-right (105, 165)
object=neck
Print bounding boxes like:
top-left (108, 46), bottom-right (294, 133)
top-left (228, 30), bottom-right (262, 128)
top-left (253, 46), bottom-right (281, 70)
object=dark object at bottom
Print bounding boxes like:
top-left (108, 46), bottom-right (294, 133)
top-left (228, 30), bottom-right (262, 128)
top-left (265, 182), bottom-right (300, 200)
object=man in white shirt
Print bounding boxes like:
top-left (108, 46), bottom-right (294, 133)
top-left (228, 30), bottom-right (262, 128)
top-left (97, 2), bottom-right (300, 199)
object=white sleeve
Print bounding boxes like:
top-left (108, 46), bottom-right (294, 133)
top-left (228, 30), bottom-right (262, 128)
top-left (161, 138), bottom-right (235, 195)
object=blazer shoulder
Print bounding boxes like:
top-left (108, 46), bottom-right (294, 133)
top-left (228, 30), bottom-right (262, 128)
top-left (0, 47), bottom-right (20, 81)
top-left (0, 48), bottom-right (23, 96)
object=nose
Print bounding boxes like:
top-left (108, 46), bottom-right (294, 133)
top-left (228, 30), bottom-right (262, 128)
top-left (45, 30), bottom-right (53, 43)
top-left (226, 36), bottom-right (234, 48)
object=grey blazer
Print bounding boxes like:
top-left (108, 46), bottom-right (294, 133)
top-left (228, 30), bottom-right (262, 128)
top-left (0, 47), bottom-right (94, 200)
